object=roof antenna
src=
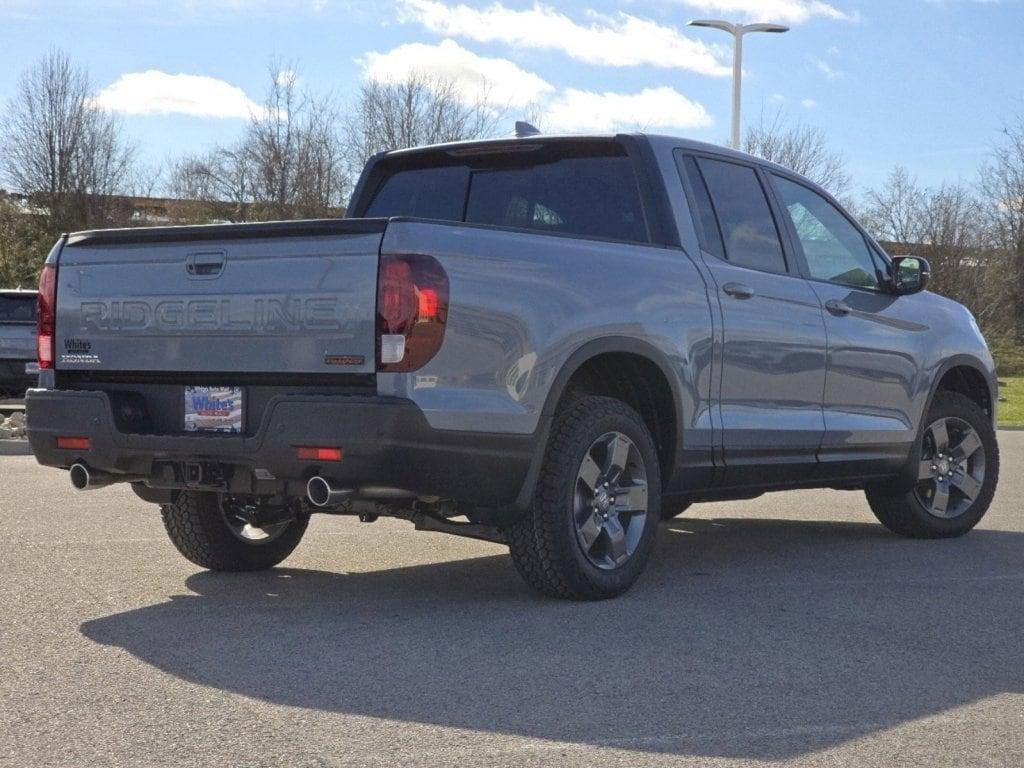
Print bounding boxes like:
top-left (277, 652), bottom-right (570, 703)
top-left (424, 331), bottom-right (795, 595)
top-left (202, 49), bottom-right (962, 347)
top-left (514, 121), bottom-right (541, 138)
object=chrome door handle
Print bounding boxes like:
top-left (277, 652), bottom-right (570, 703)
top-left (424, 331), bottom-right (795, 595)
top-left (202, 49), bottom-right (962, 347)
top-left (825, 299), bottom-right (851, 316)
top-left (723, 282), bottom-right (755, 299)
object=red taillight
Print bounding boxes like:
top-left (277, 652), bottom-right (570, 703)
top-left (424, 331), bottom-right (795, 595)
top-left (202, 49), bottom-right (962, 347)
top-left (37, 264), bottom-right (57, 370)
top-left (295, 446), bottom-right (343, 462)
top-left (56, 437), bottom-right (91, 450)
top-left (376, 254), bottom-right (449, 373)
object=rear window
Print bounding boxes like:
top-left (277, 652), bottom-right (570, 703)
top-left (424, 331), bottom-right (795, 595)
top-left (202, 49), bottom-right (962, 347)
top-left (364, 165), bottom-right (469, 222)
top-left (364, 150), bottom-right (649, 244)
top-left (0, 295), bottom-right (36, 323)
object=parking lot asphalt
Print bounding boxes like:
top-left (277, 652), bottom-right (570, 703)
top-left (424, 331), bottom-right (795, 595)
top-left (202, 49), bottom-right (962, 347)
top-left (2, 433), bottom-right (1023, 768)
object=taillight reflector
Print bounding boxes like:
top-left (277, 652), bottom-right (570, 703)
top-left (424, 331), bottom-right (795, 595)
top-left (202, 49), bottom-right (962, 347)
top-left (376, 254), bottom-right (449, 373)
top-left (56, 437), bottom-right (91, 450)
top-left (296, 446), bottom-right (343, 462)
top-left (37, 263), bottom-right (57, 370)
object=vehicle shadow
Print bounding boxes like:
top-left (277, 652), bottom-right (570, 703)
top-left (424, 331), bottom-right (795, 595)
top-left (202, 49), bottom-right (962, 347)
top-left (80, 517), bottom-right (1024, 760)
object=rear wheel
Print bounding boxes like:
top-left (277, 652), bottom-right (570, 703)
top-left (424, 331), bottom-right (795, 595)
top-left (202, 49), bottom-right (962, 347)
top-left (866, 391), bottom-right (998, 538)
top-left (507, 396), bottom-right (661, 600)
top-left (160, 491), bottom-right (309, 571)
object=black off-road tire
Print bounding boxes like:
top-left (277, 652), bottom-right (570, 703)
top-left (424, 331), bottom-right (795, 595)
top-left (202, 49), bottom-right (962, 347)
top-left (866, 391), bottom-right (999, 538)
top-left (160, 491), bottom-right (309, 571)
top-left (661, 501), bottom-right (693, 521)
top-left (507, 396), bottom-right (661, 600)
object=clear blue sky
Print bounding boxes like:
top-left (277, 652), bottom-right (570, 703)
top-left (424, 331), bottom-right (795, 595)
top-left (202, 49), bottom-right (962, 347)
top-left (1, 0), bottom-right (1021, 195)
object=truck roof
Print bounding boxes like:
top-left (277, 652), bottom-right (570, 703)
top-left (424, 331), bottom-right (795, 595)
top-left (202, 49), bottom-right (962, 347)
top-left (379, 132), bottom-right (795, 176)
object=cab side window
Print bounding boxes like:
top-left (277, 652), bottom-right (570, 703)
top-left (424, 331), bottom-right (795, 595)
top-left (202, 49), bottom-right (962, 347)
top-left (772, 174), bottom-right (883, 290)
top-left (693, 157), bottom-right (789, 274)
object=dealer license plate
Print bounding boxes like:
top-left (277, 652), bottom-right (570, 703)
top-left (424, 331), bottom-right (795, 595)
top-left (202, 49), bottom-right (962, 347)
top-left (184, 386), bottom-right (243, 433)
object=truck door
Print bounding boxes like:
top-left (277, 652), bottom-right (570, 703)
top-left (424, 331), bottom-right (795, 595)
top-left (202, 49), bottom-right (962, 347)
top-left (767, 172), bottom-right (923, 479)
top-left (678, 154), bottom-right (827, 486)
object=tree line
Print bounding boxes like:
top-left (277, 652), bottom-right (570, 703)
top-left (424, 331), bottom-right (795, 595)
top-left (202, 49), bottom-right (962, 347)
top-left (2, 51), bottom-right (1024, 371)
top-left (0, 52), bottom-right (502, 286)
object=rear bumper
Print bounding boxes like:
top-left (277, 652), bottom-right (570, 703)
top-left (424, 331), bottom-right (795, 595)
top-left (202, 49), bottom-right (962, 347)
top-left (26, 388), bottom-right (538, 509)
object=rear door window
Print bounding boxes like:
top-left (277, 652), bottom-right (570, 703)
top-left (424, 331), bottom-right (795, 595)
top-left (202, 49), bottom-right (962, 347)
top-left (695, 157), bottom-right (788, 274)
top-left (0, 296), bottom-right (36, 323)
top-left (364, 150), bottom-right (649, 244)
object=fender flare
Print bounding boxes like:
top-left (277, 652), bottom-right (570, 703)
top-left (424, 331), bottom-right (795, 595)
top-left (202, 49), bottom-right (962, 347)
top-left (886, 353), bottom-right (996, 493)
top-left (513, 336), bottom-right (687, 511)
top-left (921, 354), bottom-right (998, 429)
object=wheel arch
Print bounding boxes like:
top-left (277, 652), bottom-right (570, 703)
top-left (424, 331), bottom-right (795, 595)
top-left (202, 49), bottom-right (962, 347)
top-left (510, 337), bottom-right (686, 512)
top-left (924, 355), bottom-right (997, 428)
top-left (886, 354), bottom-right (998, 495)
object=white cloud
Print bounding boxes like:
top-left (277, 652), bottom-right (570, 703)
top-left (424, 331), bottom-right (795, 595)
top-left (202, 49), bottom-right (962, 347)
top-left (94, 71), bottom-right (262, 119)
top-left (676, 0), bottom-right (856, 24)
top-left (397, 0), bottom-right (730, 76)
top-left (359, 40), bottom-right (554, 106)
top-left (810, 56), bottom-right (844, 78)
top-left (542, 87), bottom-right (713, 133)
top-left (801, 98), bottom-right (817, 109)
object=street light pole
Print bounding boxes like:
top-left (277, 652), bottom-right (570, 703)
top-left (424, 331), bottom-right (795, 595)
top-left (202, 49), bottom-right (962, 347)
top-left (731, 28), bottom-right (743, 151)
top-left (689, 20), bottom-right (790, 150)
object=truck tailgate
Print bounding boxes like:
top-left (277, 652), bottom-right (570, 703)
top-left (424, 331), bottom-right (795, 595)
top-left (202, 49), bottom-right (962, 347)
top-left (54, 220), bottom-right (385, 375)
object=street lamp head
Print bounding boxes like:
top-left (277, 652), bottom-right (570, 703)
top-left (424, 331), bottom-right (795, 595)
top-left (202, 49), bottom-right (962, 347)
top-left (741, 23), bottom-right (790, 34)
top-left (688, 19), bottom-right (790, 36)
top-left (688, 19), bottom-right (737, 34)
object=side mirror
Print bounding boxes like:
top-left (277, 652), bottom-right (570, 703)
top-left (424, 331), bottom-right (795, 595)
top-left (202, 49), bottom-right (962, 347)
top-left (891, 255), bottom-right (931, 295)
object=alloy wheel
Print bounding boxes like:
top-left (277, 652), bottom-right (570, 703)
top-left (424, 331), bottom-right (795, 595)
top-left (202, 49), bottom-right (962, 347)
top-left (914, 416), bottom-right (986, 519)
top-left (220, 496), bottom-right (293, 545)
top-left (573, 431), bottom-right (649, 570)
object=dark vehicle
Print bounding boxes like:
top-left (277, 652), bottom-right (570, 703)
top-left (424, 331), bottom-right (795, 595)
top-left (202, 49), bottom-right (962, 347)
top-left (26, 134), bottom-right (999, 599)
top-left (0, 289), bottom-right (38, 398)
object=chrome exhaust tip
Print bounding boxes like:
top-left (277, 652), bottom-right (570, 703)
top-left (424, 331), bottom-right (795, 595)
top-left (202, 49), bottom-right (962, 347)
top-left (69, 462), bottom-right (142, 491)
top-left (69, 463), bottom-right (90, 490)
top-left (69, 462), bottom-right (106, 491)
top-left (306, 476), bottom-right (353, 508)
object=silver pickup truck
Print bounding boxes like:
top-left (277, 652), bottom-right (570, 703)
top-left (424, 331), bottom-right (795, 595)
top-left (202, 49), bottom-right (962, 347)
top-left (26, 134), bottom-right (1000, 599)
top-left (0, 289), bottom-right (38, 398)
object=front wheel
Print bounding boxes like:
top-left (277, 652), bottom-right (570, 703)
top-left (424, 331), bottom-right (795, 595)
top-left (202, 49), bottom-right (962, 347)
top-left (866, 391), bottom-right (999, 538)
top-left (507, 396), bottom-right (661, 600)
top-left (160, 491), bottom-right (309, 571)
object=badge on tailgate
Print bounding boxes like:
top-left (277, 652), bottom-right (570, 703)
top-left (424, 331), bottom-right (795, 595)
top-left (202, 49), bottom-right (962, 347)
top-left (184, 386), bottom-right (243, 433)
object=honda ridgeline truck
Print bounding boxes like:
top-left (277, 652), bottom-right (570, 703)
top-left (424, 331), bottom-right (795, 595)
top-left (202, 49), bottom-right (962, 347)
top-left (26, 134), bottom-right (1000, 599)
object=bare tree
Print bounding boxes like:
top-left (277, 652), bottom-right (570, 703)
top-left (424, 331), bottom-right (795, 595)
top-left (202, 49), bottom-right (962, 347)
top-left (742, 111), bottom-right (850, 196)
top-left (861, 166), bottom-right (924, 244)
top-left (0, 51), bottom-right (134, 233)
top-left (169, 63), bottom-right (347, 222)
top-left (169, 147), bottom-right (253, 222)
top-left (864, 167), bottom-right (1013, 334)
top-left (979, 115), bottom-right (1024, 340)
top-left (346, 74), bottom-right (505, 173)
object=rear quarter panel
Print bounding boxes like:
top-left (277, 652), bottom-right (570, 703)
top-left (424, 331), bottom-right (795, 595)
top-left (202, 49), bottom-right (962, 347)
top-left (376, 220), bottom-right (716, 451)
